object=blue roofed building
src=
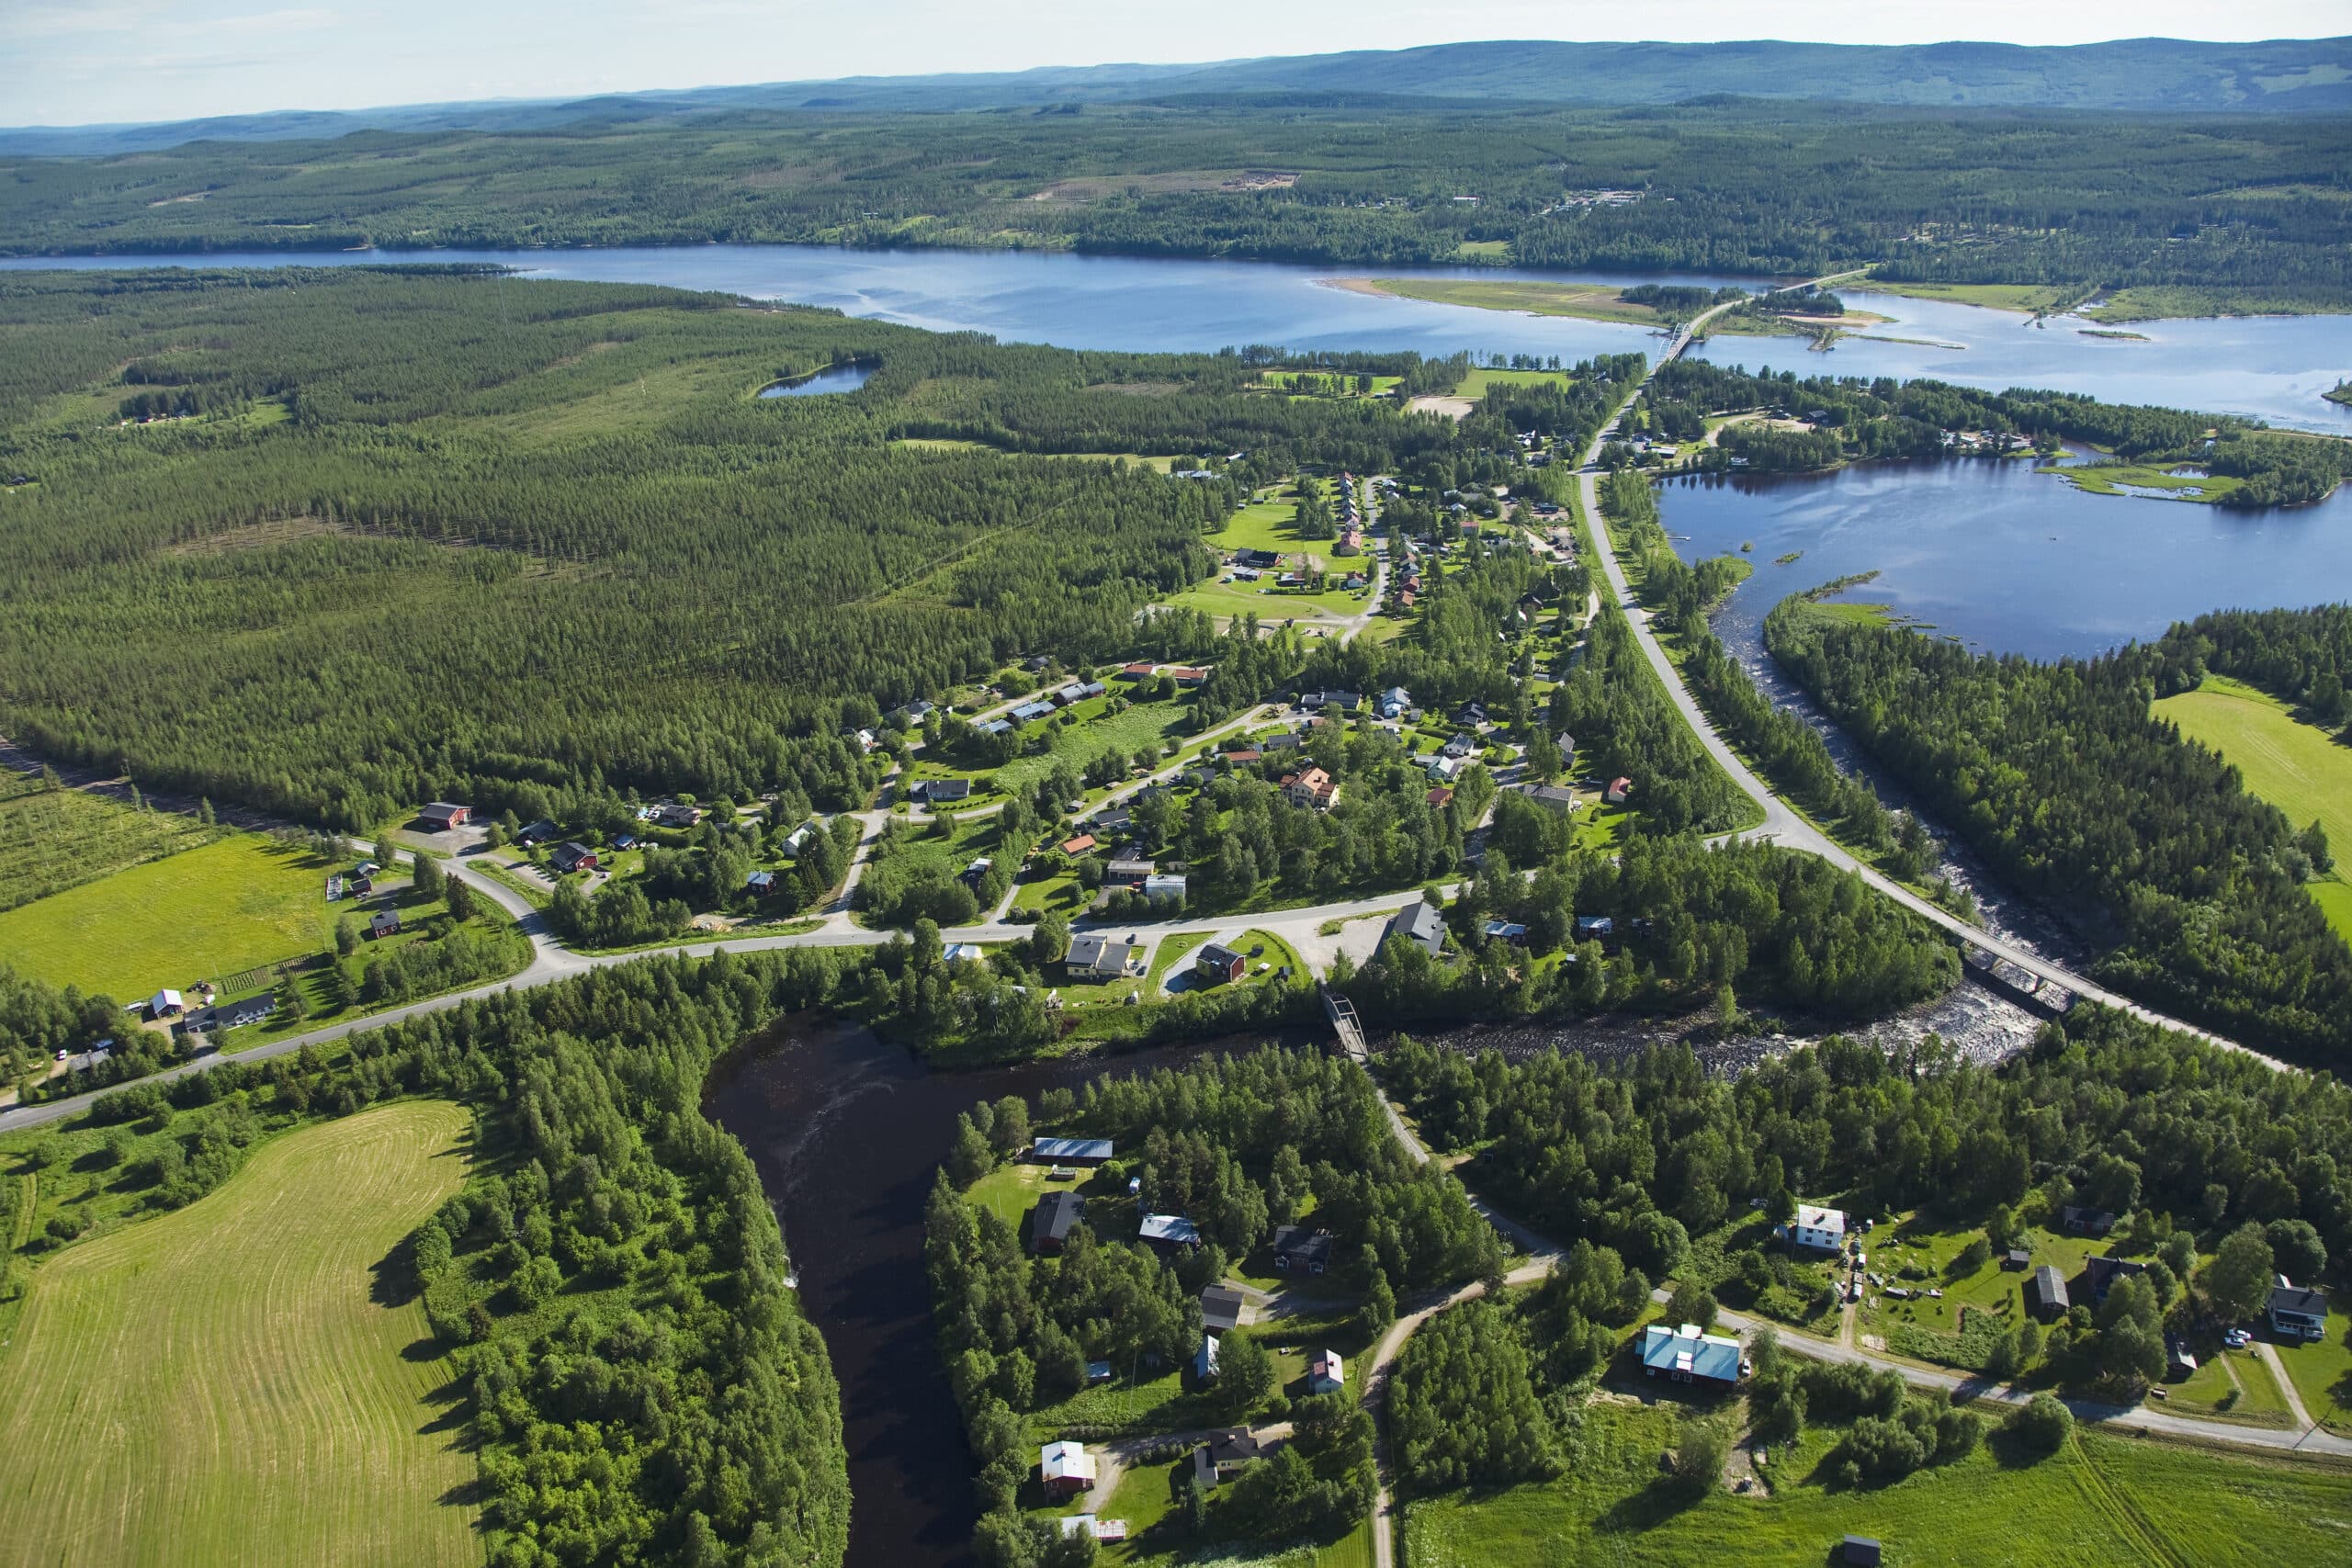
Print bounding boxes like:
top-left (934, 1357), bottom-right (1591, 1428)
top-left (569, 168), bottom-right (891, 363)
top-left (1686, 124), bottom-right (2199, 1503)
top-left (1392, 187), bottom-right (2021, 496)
top-left (1639, 1323), bottom-right (1746, 1390)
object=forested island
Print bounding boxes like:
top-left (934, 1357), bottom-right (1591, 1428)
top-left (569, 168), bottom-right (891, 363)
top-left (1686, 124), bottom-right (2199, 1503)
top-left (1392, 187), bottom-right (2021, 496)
top-left (3, 98), bottom-right (2346, 316)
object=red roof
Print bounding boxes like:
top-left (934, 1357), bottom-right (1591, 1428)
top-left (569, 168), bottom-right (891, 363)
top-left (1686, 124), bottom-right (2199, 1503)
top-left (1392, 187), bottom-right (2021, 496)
top-left (1121, 662), bottom-right (1157, 676)
top-left (1226, 750), bottom-right (1261, 764)
top-left (1427, 787), bottom-right (1454, 807)
top-left (1610, 776), bottom-right (1632, 791)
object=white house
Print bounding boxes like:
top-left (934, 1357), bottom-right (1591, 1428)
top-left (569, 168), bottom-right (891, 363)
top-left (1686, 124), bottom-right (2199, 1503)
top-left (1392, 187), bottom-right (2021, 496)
top-left (1792, 1204), bottom-right (1848, 1252)
top-left (1040, 1440), bottom-right (1097, 1498)
top-left (1308, 1349), bottom-right (1345, 1395)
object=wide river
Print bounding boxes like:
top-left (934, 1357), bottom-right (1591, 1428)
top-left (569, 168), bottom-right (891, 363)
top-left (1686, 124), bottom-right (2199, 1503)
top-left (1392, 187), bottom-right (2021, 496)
top-left (7, 243), bottom-right (2350, 433)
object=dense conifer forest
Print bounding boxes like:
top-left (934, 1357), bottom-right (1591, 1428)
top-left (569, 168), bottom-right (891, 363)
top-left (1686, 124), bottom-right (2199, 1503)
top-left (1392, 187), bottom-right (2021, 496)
top-left (1766, 599), bottom-right (2352, 1064)
top-left (4, 102), bottom-right (2346, 310)
top-left (0, 267), bottom-right (1461, 829)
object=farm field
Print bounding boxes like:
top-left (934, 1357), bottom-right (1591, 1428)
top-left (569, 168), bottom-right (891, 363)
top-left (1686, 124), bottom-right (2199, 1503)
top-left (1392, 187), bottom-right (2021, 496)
top-left (2155, 674), bottom-right (2352, 940)
top-left (1399, 1396), bottom-right (2352, 1568)
top-left (0, 1100), bottom-right (479, 1568)
top-left (0, 773), bottom-right (226, 913)
top-left (0, 833), bottom-right (336, 999)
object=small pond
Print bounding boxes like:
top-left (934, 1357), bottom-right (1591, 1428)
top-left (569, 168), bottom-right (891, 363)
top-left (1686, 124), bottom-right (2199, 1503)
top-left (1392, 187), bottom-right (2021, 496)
top-left (757, 362), bottom-right (876, 398)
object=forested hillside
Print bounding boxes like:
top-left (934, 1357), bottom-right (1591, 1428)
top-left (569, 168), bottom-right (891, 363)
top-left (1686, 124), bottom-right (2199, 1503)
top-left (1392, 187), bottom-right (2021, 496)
top-left (4, 101), bottom-right (2346, 309)
top-left (1766, 598), bottom-right (2352, 1065)
top-left (0, 267), bottom-right (1457, 829)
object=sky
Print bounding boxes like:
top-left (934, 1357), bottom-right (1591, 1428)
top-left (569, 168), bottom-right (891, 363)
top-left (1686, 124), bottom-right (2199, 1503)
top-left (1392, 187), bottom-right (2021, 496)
top-left (2, 0), bottom-right (2345, 127)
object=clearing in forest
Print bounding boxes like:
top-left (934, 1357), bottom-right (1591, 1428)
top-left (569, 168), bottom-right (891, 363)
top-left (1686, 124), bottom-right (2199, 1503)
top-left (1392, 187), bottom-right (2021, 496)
top-left (0, 1100), bottom-right (478, 1568)
top-left (0, 772), bottom-right (227, 913)
top-left (0, 833), bottom-right (335, 999)
top-left (2156, 674), bottom-right (2352, 941)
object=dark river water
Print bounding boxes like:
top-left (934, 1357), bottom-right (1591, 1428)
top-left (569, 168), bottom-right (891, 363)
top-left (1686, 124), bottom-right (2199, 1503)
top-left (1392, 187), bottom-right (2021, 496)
top-left (7, 244), bottom-right (2349, 432)
top-left (702, 1021), bottom-right (1232, 1568)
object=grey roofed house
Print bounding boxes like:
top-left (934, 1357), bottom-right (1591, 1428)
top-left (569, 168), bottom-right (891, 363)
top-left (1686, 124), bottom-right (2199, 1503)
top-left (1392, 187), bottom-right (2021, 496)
top-left (1031, 1136), bottom-right (1114, 1163)
top-left (1385, 901), bottom-right (1446, 958)
top-left (2028, 1264), bottom-right (2070, 1320)
top-left (1031, 1190), bottom-right (1086, 1254)
top-left (1525, 784), bottom-right (1577, 811)
top-left (2268, 1281), bottom-right (2329, 1340)
top-left (2061, 1203), bottom-right (2118, 1235)
top-left (1200, 1283), bottom-right (1249, 1332)
top-left (1141, 1213), bottom-right (1202, 1247)
top-left (918, 777), bottom-right (971, 803)
top-left (1104, 858), bottom-right (1155, 882)
top-left (419, 801), bottom-right (469, 829)
top-left (1271, 1224), bottom-right (1335, 1275)
top-left (1192, 1427), bottom-right (1263, 1488)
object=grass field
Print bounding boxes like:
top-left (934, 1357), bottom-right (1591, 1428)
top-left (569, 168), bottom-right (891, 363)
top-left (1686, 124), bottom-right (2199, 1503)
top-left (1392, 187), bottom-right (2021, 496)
top-left (0, 833), bottom-right (336, 999)
top-left (0, 774), bottom-right (227, 913)
top-left (1852, 276), bottom-right (2089, 314)
top-left (1400, 1396), bottom-right (2352, 1568)
top-left (2155, 674), bottom-right (2352, 941)
top-left (2269, 1288), bottom-right (2352, 1433)
top-left (0, 1100), bottom-right (479, 1567)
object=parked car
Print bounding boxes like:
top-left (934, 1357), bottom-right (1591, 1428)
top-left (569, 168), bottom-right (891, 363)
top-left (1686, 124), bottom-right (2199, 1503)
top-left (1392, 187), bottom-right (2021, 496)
top-left (2223, 1328), bottom-right (2252, 1349)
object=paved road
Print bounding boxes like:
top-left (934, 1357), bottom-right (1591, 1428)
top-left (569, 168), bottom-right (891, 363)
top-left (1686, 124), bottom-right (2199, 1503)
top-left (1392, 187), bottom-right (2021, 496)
top-left (1575, 292), bottom-right (2277, 1069)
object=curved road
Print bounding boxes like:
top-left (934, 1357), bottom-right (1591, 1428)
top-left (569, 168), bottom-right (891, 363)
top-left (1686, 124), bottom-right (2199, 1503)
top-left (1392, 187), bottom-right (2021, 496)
top-left (1577, 295), bottom-right (2276, 1069)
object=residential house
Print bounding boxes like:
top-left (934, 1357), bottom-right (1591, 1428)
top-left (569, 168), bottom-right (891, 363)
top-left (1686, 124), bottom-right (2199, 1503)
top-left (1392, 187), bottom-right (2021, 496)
top-left (1023, 655), bottom-right (1053, 671)
top-left (647, 805), bottom-right (699, 829)
top-left (2269, 1280), bottom-right (2329, 1341)
top-left (517, 818), bottom-right (561, 844)
top-left (1458, 701), bottom-right (1487, 726)
top-left (888, 699), bottom-right (935, 728)
top-left (1442, 733), bottom-right (1478, 761)
top-left (2028, 1264), bottom-right (2071, 1321)
top-left (1639, 1323), bottom-right (1746, 1389)
top-left (916, 778), bottom-right (971, 805)
top-left (1195, 942), bottom-right (1246, 985)
top-left (2004, 1247), bottom-right (2032, 1271)
top-left (1396, 589), bottom-right (1417, 610)
top-left (1191, 1427), bottom-right (1263, 1489)
top-left (1012, 701), bottom-right (1057, 723)
top-left (1272, 1224), bottom-right (1336, 1275)
top-left (1299, 689), bottom-right (1362, 714)
top-left (1223, 749), bottom-right (1262, 766)
top-left (1385, 901), bottom-right (1447, 958)
top-left (1066, 933), bottom-right (1141, 980)
top-left (2084, 1255), bottom-right (2149, 1303)
top-left (1574, 915), bottom-right (1615, 942)
top-left (1604, 776), bottom-right (1633, 806)
top-left (2061, 1204), bottom-right (2118, 1236)
top-left (1141, 1213), bottom-right (1202, 1247)
top-left (978, 717), bottom-right (1013, 736)
top-left (202, 993), bottom-right (276, 1032)
top-left (745, 870), bottom-right (782, 897)
top-left (1556, 733), bottom-right (1577, 769)
top-left (1104, 857), bottom-right (1155, 886)
top-left (1427, 786), bottom-right (1455, 808)
top-left (1031, 1137), bottom-right (1114, 1164)
top-left (1166, 667), bottom-right (1209, 686)
top-left (1262, 732), bottom-right (1304, 751)
top-left (1201, 1283), bottom-right (1249, 1333)
top-left (1483, 919), bottom-right (1530, 944)
top-left (2165, 1333), bottom-right (2199, 1380)
top-left (849, 728), bottom-right (876, 753)
top-left (1282, 767), bottom-right (1338, 810)
top-left (1039, 1441), bottom-right (1097, 1500)
top-left (1309, 1349), bottom-right (1345, 1395)
top-left (1378, 686), bottom-right (1412, 719)
top-left (1059, 834), bottom-right (1098, 855)
top-left (944, 942), bottom-right (985, 964)
top-left (1792, 1205), bottom-right (1848, 1252)
top-left (960, 856), bottom-right (992, 886)
top-left (1031, 1191), bottom-right (1085, 1256)
top-left (368, 909), bottom-right (402, 940)
top-left (1525, 784), bottom-right (1577, 812)
top-left (1235, 548), bottom-right (1282, 570)
top-left (419, 802), bottom-right (471, 831)
top-left (1055, 681), bottom-right (1106, 705)
top-left (550, 842), bottom-right (599, 875)
top-left (1192, 1333), bottom-right (1221, 1382)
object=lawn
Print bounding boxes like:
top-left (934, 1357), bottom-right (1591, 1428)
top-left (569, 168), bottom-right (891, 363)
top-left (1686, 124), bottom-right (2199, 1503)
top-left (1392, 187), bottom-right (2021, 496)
top-left (0, 773), bottom-right (228, 913)
top-left (0, 833), bottom-right (337, 999)
top-left (2155, 674), bottom-right (2352, 941)
top-left (0, 1100), bottom-right (479, 1567)
top-left (1852, 276), bottom-right (2088, 314)
top-left (1399, 1395), bottom-right (2352, 1568)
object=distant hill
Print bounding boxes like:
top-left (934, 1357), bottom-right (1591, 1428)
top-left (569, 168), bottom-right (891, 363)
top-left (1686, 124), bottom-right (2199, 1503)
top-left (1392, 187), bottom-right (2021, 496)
top-left (6, 36), bottom-right (2346, 155)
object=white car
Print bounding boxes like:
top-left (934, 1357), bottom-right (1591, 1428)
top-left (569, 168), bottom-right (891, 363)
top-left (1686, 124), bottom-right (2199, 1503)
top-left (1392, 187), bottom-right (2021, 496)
top-left (2223, 1329), bottom-right (2252, 1349)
